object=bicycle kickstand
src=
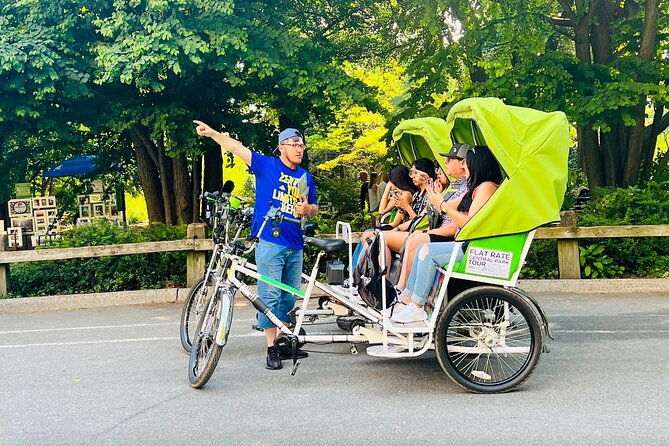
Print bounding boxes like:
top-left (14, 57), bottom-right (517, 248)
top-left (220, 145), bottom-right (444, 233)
top-left (289, 335), bottom-right (300, 376)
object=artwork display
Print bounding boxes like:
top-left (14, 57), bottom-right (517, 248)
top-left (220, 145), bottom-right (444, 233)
top-left (7, 227), bottom-right (23, 248)
top-left (6, 196), bottom-right (58, 247)
top-left (33, 196), bottom-right (56, 209)
top-left (75, 190), bottom-right (123, 226)
top-left (10, 217), bottom-right (35, 234)
top-left (8, 199), bottom-right (32, 216)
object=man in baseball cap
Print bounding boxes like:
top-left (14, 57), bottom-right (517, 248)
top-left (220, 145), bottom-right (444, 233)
top-left (440, 142), bottom-right (470, 159)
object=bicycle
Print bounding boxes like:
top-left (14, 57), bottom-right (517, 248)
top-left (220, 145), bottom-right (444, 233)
top-left (179, 191), bottom-right (253, 353)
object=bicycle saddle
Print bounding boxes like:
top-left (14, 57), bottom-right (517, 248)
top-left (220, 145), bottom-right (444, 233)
top-left (304, 237), bottom-right (348, 253)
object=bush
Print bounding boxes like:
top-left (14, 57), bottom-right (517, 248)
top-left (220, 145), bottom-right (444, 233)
top-left (521, 239), bottom-right (559, 279)
top-left (8, 221), bottom-right (188, 297)
top-left (575, 182), bottom-right (669, 278)
top-left (522, 181), bottom-right (668, 279)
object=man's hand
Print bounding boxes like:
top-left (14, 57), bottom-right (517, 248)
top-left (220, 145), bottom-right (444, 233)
top-left (296, 195), bottom-right (311, 216)
top-left (193, 119), bottom-right (252, 166)
top-left (193, 120), bottom-right (219, 138)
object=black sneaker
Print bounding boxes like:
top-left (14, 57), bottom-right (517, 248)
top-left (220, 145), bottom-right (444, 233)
top-left (279, 348), bottom-right (309, 360)
top-left (266, 346), bottom-right (283, 370)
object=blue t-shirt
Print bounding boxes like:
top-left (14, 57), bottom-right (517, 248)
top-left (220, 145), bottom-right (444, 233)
top-left (250, 153), bottom-right (318, 249)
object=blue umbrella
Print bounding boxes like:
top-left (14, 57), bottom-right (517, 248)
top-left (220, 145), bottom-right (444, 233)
top-left (43, 156), bottom-right (98, 178)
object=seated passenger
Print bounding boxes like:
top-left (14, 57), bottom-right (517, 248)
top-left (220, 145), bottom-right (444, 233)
top-left (377, 164), bottom-right (417, 224)
top-left (394, 144), bottom-right (469, 290)
top-left (379, 158), bottom-right (437, 263)
top-left (352, 164), bottom-right (420, 268)
top-left (389, 146), bottom-right (503, 323)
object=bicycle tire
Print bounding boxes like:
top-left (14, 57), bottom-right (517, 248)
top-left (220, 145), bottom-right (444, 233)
top-left (188, 295), bottom-right (223, 389)
top-left (180, 274), bottom-right (215, 353)
top-left (434, 286), bottom-right (543, 393)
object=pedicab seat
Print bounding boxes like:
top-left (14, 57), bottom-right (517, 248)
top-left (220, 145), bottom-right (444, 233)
top-left (304, 237), bottom-right (348, 253)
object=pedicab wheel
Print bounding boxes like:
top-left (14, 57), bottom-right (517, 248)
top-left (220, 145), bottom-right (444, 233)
top-left (188, 286), bottom-right (235, 389)
top-left (180, 274), bottom-right (215, 353)
top-left (336, 315), bottom-right (366, 332)
top-left (434, 286), bottom-right (543, 394)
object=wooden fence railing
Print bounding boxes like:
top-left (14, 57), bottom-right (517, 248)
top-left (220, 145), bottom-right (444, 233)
top-left (1, 214), bottom-right (667, 296)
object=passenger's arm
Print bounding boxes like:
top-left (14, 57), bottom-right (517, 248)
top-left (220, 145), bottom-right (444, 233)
top-left (442, 183), bottom-right (498, 228)
top-left (378, 182), bottom-right (395, 214)
top-left (427, 222), bottom-right (458, 237)
top-left (194, 120), bottom-right (252, 166)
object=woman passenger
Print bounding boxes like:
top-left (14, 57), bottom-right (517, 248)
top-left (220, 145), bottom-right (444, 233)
top-left (389, 146), bottom-right (503, 323)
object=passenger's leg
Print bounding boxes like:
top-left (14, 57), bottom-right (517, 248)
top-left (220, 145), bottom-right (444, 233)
top-left (396, 232), bottom-right (430, 289)
top-left (380, 230), bottom-right (409, 277)
top-left (409, 242), bottom-right (458, 306)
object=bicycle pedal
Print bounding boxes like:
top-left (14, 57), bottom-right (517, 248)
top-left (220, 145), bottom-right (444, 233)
top-left (251, 324), bottom-right (263, 332)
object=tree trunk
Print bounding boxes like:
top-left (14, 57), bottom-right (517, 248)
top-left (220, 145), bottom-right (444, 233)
top-left (130, 128), bottom-right (165, 223)
top-left (622, 0), bottom-right (660, 186)
top-left (600, 123), bottom-right (625, 186)
top-left (191, 155), bottom-right (202, 223)
top-left (577, 125), bottom-right (605, 189)
top-left (573, 0), bottom-right (592, 65)
top-left (172, 154), bottom-right (192, 224)
top-left (155, 138), bottom-right (175, 225)
top-left (624, 106), bottom-right (647, 186)
top-left (590, 0), bottom-right (613, 65)
top-left (203, 145), bottom-right (223, 194)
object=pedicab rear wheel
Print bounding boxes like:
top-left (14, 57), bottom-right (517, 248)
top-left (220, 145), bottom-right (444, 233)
top-left (434, 286), bottom-right (543, 393)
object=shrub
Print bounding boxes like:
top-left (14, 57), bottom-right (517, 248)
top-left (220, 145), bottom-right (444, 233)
top-left (575, 182), bottom-right (669, 278)
top-left (8, 221), bottom-right (188, 297)
top-left (521, 239), bottom-right (559, 279)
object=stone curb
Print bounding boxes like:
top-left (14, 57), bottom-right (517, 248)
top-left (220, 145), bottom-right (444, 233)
top-left (1, 279), bottom-right (668, 314)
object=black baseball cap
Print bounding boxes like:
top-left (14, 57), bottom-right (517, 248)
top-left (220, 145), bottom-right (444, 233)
top-left (440, 142), bottom-right (470, 159)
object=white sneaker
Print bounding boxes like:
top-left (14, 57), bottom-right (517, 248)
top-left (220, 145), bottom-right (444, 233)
top-left (391, 302), bottom-right (427, 323)
top-left (381, 302), bottom-right (405, 318)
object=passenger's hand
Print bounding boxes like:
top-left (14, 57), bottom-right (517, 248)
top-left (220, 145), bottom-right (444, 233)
top-left (295, 195), bottom-right (310, 216)
top-left (193, 120), bottom-right (219, 138)
top-left (414, 171), bottom-right (430, 186)
top-left (394, 194), bottom-right (409, 211)
top-left (434, 180), bottom-right (445, 194)
top-left (426, 181), bottom-right (443, 209)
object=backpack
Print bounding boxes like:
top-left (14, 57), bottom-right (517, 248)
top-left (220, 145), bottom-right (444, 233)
top-left (352, 230), bottom-right (397, 310)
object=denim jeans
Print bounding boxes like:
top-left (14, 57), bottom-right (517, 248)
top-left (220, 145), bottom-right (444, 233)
top-left (402, 242), bottom-right (463, 305)
top-left (255, 239), bottom-right (304, 329)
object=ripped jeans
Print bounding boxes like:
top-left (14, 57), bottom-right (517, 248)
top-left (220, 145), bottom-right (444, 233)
top-left (401, 242), bottom-right (463, 305)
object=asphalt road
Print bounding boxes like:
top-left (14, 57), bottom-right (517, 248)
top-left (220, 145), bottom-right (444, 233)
top-left (1, 293), bottom-right (668, 445)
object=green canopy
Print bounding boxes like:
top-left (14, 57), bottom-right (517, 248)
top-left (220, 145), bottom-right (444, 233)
top-left (392, 97), bottom-right (569, 241)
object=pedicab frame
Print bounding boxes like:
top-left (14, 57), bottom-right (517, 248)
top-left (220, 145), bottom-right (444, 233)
top-left (188, 97), bottom-right (569, 393)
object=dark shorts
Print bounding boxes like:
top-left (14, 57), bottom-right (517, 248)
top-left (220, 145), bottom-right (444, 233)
top-left (429, 234), bottom-right (454, 243)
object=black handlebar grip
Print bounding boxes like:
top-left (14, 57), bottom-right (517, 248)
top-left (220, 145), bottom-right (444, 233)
top-left (282, 215), bottom-right (302, 225)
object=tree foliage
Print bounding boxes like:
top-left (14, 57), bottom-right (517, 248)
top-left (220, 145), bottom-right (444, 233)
top-left (0, 0), bottom-right (383, 223)
top-left (389, 0), bottom-right (669, 188)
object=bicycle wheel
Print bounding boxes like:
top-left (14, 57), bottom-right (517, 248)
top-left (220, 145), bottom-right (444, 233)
top-left (188, 285), bottom-right (236, 389)
top-left (180, 274), bottom-right (215, 353)
top-left (434, 286), bottom-right (543, 393)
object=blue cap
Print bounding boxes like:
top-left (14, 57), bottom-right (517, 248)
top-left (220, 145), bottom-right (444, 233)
top-left (278, 128), bottom-right (303, 145)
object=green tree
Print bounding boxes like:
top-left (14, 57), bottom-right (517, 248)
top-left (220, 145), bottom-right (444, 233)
top-left (2, 0), bottom-right (383, 224)
top-left (389, 0), bottom-right (669, 188)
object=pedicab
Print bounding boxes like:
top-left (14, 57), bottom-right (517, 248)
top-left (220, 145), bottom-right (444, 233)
top-left (188, 97), bottom-right (569, 393)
